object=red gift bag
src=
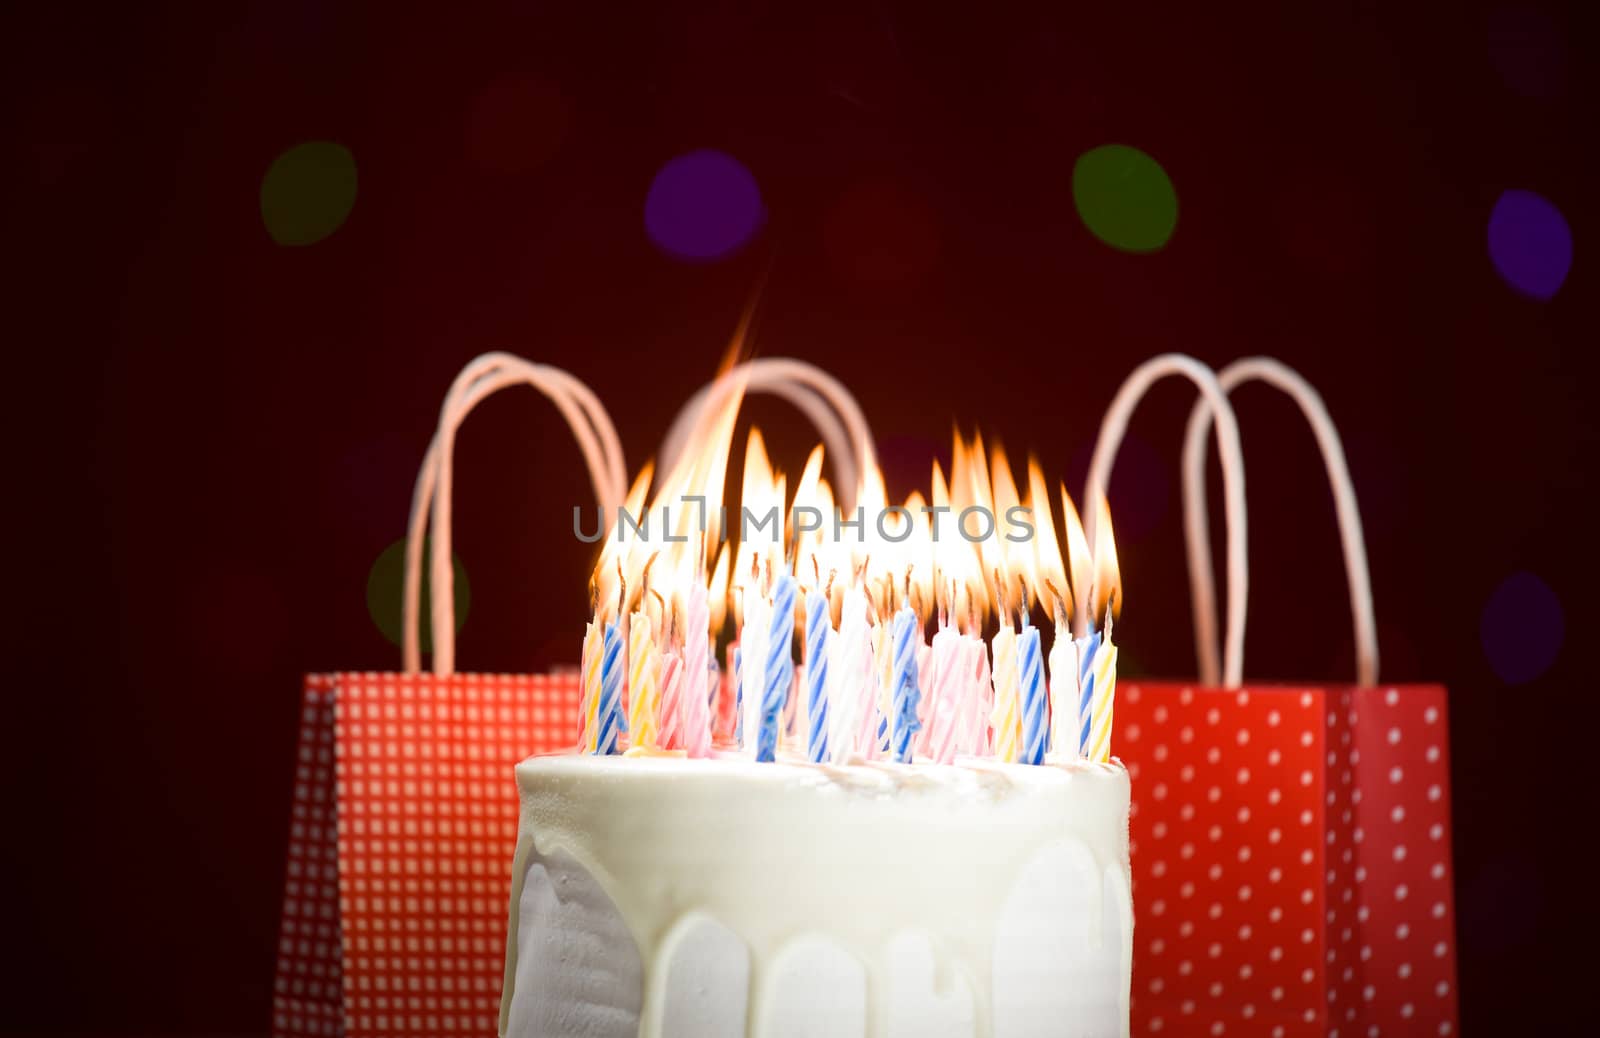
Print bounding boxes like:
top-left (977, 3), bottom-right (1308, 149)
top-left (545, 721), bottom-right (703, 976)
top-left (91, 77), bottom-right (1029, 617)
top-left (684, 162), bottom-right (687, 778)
top-left (272, 354), bottom-right (624, 1038)
top-left (1083, 357), bottom-right (1460, 1035)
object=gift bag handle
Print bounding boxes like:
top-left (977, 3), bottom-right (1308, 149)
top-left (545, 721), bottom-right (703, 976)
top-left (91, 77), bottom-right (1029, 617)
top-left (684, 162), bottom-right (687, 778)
top-left (403, 352), bottom-right (627, 675)
top-left (1181, 357), bottom-right (1378, 687)
top-left (1082, 354), bottom-right (1250, 687)
top-left (658, 358), bottom-right (878, 512)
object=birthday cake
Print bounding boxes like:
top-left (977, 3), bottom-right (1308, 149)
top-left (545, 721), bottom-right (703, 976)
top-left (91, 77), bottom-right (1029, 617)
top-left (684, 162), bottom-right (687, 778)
top-left (498, 755), bottom-right (1131, 1038)
top-left (497, 379), bottom-right (1132, 1036)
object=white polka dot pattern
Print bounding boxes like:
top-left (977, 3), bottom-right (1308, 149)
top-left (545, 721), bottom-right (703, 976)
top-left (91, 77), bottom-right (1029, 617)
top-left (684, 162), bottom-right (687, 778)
top-left (1116, 683), bottom-right (1458, 1037)
top-left (272, 671), bottom-right (582, 1038)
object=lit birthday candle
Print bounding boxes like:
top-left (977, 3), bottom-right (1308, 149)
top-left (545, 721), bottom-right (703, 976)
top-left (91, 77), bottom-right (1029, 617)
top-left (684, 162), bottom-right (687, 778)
top-left (828, 578), bottom-right (872, 764)
top-left (955, 585), bottom-right (990, 757)
top-left (595, 565), bottom-right (626, 756)
top-left (656, 600), bottom-right (683, 750)
top-left (713, 554), bottom-right (740, 747)
top-left (759, 571), bottom-right (797, 762)
top-left (730, 643), bottom-right (744, 746)
top-left (1044, 578), bottom-right (1078, 760)
top-left (1084, 495), bottom-right (1123, 763)
top-left (889, 572), bottom-right (923, 763)
top-left (989, 569), bottom-right (1021, 763)
top-left (924, 584), bottom-right (965, 764)
top-left (579, 593), bottom-right (603, 751)
top-left (1052, 489), bottom-right (1101, 759)
top-left (739, 563), bottom-right (769, 755)
top-left (804, 566), bottom-right (834, 763)
top-left (626, 589), bottom-right (661, 753)
top-left (1017, 578), bottom-right (1048, 766)
top-left (681, 578), bottom-right (713, 758)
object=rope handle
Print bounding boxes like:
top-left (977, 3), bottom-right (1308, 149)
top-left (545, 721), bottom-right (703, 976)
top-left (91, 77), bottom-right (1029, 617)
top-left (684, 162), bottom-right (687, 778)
top-left (402, 353), bottom-right (626, 675)
top-left (1181, 357), bottom-right (1378, 687)
top-left (1081, 354), bottom-right (1250, 688)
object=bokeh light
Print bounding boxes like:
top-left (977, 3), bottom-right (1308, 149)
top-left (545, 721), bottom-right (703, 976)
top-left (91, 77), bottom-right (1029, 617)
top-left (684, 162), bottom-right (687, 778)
top-left (1487, 190), bottom-right (1572, 300)
top-left (823, 177), bottom-right (940, 287)
top-left (1072, 144), bottom-right (1178, 254)
top-left (1487, 7), bottom-right (1568, 99)
top-left (644, 149), bottom-right (765, 262)
top-left (366, 538), bottom-right (471, 652)
top-left (466, 79), bottom-right (569, 174)
top-left (260, 142), bottom-right (357, 246)
top-left (1479, 570), bottom-right (1563, 685)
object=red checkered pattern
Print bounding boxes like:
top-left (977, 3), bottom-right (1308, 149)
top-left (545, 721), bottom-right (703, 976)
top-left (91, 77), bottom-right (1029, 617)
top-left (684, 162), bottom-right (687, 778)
top-left (272, 671), bottom-right (581, 1038)
top-left (1116, 683), bottom-right (1459, 1038)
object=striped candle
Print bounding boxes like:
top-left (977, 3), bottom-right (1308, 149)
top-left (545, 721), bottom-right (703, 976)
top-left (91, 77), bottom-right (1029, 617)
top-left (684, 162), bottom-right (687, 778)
top-left (1086, 638), bottom-right (1119, 762)
top-left (626, 609), bottom-right (660, 751)
top-left (740, 594), bottom-right (768, 755)
top-left (889, 607), bottom-right (923, 762)
top-left (965, 635), bottom-right (991, 756)
top-left (731, 645), bottom-right (744, 745)
top-left (1017, 623), bottom-right (1047, 765)
top-left (681, 583), bottom-right (712, 757)
top-left (758, 575), bottom-right (797, 762)
top-left (989, 624), bottom-right (1020, 762)
top-left (873, 620), bottom-right (894, 755)
top-left (1075, 629), bottom-right (1102, 757)
top-left (924, 626), bottom-right (963, 763)
top-left (804, 587), bottom-right (831, 762)
top-left (579, 621), bottom-right (603, 751)
top-left (595, 618), bottom-right (624, 755)
top-left (656, 651), bottom-right (683, 750)
top-left (827, 588), bottom-right (871, 764)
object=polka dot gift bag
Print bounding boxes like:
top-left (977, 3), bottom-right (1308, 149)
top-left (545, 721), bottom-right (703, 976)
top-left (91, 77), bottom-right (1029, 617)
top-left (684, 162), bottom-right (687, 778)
top-left (272, 355), bottom-right (617, 1038)
top-left (1085, 358), bottom-right (1459, 1038)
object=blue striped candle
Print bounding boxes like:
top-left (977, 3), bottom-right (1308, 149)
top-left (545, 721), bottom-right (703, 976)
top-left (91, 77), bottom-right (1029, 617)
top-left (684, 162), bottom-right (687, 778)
top-left (732, 646), bottom-right (743, 745)
top-left (595, 618), bottom-right (624, 755)
top-left (1018, 623), bottom-right (1047, 765)
top-left (1076, 629), bottom-right (1102, 757)
top-left (804, 587), bottom-right (831, 763)
top-left (890, 607), bottom-right (923, 762)
top-left (758, 574), bottom-right (797, 762)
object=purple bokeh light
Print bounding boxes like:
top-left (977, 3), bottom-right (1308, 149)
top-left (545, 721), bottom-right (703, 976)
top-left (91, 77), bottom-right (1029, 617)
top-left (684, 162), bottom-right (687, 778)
top-left (1487, 189), bottom-right (1572, 300)
top-left (1479, 570), bottom-right (1564, 685)
top-left (644, 149), bottom-right (765, 262)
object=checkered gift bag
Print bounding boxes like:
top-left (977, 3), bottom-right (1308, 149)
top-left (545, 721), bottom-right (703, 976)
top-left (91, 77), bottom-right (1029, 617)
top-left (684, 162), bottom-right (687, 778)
top-left (272, 355), bottom-right (625, 1038)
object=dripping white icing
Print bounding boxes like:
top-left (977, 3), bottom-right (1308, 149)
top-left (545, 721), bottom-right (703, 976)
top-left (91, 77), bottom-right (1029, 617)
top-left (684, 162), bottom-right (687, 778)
top-left (499, 754), bottom-right (1132, 1038)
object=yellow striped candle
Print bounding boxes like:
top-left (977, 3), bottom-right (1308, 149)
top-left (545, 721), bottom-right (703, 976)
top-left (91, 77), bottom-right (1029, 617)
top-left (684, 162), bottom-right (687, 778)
top-left (1086, 639), bottom-right (1119, 763)
top-left (580, 621), bottom-right (603, 752)
top-left (989, 624), bottom-right (1020, 763)
top-left (625, 609), bottom-right (660, 753)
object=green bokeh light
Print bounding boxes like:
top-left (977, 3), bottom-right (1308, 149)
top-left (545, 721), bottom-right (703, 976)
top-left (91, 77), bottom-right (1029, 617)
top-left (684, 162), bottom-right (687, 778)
top-left (1072, 144), bottom-right (1178, 253)
top-left (260, 141), bottom-right (357, 246)
top-left (365, 538), bottom-right (470, 652)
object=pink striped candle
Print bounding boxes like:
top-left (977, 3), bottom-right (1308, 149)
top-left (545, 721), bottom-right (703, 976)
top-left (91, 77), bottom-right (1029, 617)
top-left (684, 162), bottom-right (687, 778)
top-left (657, 651), bottom-right (684, 749)
top-left (925, 624), bottom-right (965, 763)
top-left (681, 583), bottom-right (712, 757)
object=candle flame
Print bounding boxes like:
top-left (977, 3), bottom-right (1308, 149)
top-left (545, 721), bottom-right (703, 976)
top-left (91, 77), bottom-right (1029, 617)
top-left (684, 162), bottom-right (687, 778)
top-left (988, 442), bottom-right (1033, 617)
top-left (600, 408), bottom-right (1120, 642)
top-left (1091, 492), bottom-right (1122, 625)
top-left (1058, 484), bottom-right (1093, 615)
top-left (1027, 457), bottom-right (1069, 624)
top-left (707, 540), bottom-right (731, 636)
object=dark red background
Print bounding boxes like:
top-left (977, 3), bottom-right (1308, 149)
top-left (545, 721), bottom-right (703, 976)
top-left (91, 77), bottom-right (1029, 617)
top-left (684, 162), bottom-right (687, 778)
top-left (10, 1), bottom-right (1591, 1033)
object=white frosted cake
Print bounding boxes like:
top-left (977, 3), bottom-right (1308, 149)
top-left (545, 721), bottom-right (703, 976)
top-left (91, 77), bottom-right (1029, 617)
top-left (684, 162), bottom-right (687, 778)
top-left (498, 754), bottom-right (1132, 1038)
